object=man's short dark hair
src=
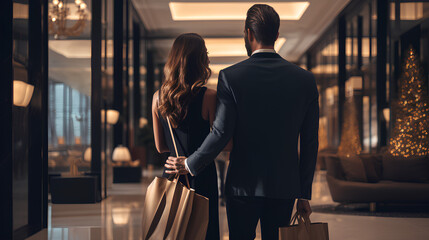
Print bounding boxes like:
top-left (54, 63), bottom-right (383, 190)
top-left (245, 4), bottom-right (280, 46)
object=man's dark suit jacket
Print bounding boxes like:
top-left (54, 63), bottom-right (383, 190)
top-left (187, 52), bottom-right (319, 200)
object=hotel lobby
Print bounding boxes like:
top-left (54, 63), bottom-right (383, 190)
top-left (2, 0), bottom-right (429, 239)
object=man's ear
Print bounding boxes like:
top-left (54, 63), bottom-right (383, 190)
top-left (275, 32), bottom-right (279, 42)
top-left (247, 28), bottom-right (254, 42)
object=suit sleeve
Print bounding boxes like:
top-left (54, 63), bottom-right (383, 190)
top-left (186, 70), bottom-right (237, 176)
top-left (299, 77), bottom-right (319, 200)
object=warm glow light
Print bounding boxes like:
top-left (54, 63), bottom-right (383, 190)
top-left (321, 38), bottom-right (377, 57)
top-left (169, 2), bottom-right (310, 21)
top-left (310, 64), bottom-right (338, 75)
top-left (101, 109), bottom-right (120, 125)
top-left (383, 108), bottom-right (390, 122)
top-left (210, 64), bottom-right (232, 75)
top-left (346, 76), bottom-right (362, 97)
top-left (112, 207), bottom-right (130, 225)
top-left (112, 145), bottom-right (132, 162)
top-left (205, 37), bottom-right (286, 57)
top-left (84, 147), bottom-right (91, 162)
top-left (139, 117), bottom-right (148, 128)
top-left (325, 86), bottom-right (338, 106)
top-left (390, 2), bottom-right (424, 20)
top-left (50, 40), bottom-right (114, 58)
top-left (13, 80), bottom-right (34, 107)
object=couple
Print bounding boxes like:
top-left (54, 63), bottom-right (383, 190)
top-left (152, 4), bottom-right (319, 240)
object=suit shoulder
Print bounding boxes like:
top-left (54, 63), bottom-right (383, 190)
top-left (220, 58), bottom-right (253, 75)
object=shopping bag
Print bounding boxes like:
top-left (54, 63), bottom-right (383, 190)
top-left (141, 117), bottom-right (209, 240)
top-left (279, 212), bottom-right (329, 240)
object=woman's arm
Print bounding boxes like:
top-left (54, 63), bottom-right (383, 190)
top-left (203, 88), bottom-right (233, 152)
top-left (152, 91), bottom-right (169, 153)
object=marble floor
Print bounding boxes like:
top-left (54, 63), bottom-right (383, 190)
top-left (27, 171), bottom-right (429, 240)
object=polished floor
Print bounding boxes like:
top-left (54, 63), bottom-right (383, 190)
top-left (27, 171), bottom-right (429, 240)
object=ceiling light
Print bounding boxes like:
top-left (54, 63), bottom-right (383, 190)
top-left (169, 2), bottom-right (310, 21)
top-left (205, 37), bottom-right (286, 57)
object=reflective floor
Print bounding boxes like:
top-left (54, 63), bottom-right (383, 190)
top-left (27, 171), bottom-right (429, 240)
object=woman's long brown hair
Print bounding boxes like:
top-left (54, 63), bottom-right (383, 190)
top-left (158, 33), bottom-right (211, 128)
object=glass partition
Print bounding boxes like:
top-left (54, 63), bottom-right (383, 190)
top-left (48, 0), bottom-right (92, 176)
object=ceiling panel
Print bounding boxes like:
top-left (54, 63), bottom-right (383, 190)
top-left (133, 0), bottom-right (350, 62)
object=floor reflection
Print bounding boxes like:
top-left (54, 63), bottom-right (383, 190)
top-left (27, 171), bottom-right (429, 240)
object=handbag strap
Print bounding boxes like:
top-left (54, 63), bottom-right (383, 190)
top-left (166, 116), bottom-right (191, 189)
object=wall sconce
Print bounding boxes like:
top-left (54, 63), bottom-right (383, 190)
top-left (112, 145), bottom-right (132, 162)
top-left (139, 117), bottom-right (148, 128)
top-left (13, 80), bottom-right (34, 107)
top-left (383, 108), bottom-right (390, 123)
top-left (101, 109), bottom-right (120, 125)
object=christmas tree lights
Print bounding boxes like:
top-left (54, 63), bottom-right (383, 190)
top-left (389, 47), bottom-right (429, 158)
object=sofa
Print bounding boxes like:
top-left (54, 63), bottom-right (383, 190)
top-left (325, 153), bottom-right (429, 205)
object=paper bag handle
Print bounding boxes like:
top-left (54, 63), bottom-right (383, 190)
top-left (166, 116), bottom-right (191, 189)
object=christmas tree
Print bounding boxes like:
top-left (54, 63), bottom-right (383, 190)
top-left (389, 47), bottom-right (429, 158)
top-left (338, 97), bottom-right (362, 156)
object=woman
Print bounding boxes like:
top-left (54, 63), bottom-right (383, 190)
top-left (152, 33), bottom-right (230, 240)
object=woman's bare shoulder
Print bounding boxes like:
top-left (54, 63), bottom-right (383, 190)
top-left (204, 88), bottom-right (217, 101)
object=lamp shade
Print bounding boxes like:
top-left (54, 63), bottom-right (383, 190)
top-left (112, 145), bottom-right (131, 162)
top-left (13, 80), bottom-right (34, 107)
top-left (383, 108), bottom-right (390, 122)
top-left (83, 147), bottom-right (91, 162)
top-left (101, 109), bottom-right (120, 125)
top-left (139, 117), bottom-right (148, 128)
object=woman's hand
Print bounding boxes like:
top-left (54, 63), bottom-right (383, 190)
top-left (165, 156), bottom-right (189, 175)
top-left (297, 199), bottom-right (312, 218)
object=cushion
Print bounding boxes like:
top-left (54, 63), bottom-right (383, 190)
top-left (359, 154), bottom-right (382, 183)
top-left (382, 155), bottom-right (429, 183)
top-left (325, 154), bottom-right (346, 180)
top-left (339, 155), bottom-right (367, 182)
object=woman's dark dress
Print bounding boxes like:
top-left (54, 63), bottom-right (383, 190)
top-left (160, 87), bottom-right (219, 240)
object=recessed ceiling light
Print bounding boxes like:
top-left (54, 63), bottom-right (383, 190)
top-left (205, 37), bottom-right (286, 57)
top-left (169, 2), bottom-right (310, 21)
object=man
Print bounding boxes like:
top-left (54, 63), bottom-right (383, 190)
top-left (165, 4), bottom-right (319, 240)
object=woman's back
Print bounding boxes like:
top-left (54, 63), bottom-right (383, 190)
top-left (159, 87), bottom-right (210, 159)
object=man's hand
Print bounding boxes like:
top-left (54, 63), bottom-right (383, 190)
top-left (165, 156), bottom-right (189, 175)
top-left (297, 199), bottom-right (312, 218)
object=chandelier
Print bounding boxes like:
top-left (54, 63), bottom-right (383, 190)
top-left (49, 0), bottom-right (88, 38)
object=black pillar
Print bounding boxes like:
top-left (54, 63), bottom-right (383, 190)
top-left (0, 0), bottom-right (13, 238)
top-left (377, 0), bottom-right (388, 148)
top-left (338, 16), bottom-right (347, 145)
top-left (91, 0), bottom-right (102, 201)
top-left (124, 0), bottom-right (130, 147)
top-left (133, 21), bottom-right (141, 131)
top-left (146, 50), bottom-right (155, 123)
top-left (113, 0), bottom-right (124, 147)
top-left (28, 0), bottom-right (48, 230)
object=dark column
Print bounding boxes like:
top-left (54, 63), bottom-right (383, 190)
top-left (91, 0), bottom-right (102, 201)
top-left (124, 0), bottom-right (130, 147)
top-left (146, 49), bottom-right (155, 123)
top-left (338, 16), bottom-right (347, 145)
top-left (376, 0), bottom-right (388, 148)
top-left (113, 0), bottom-right (124, 147)
top-left (0, 0), bottom-right (13, 238)
top-left (133, 21), bottom-right (141, 132)
top-left (28, 0), bottom-right (48, 231)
